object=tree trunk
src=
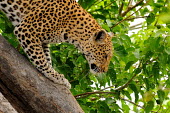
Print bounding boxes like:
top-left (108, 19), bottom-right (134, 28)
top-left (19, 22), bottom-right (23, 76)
top-left (0, 35), bottom-right (84, 113)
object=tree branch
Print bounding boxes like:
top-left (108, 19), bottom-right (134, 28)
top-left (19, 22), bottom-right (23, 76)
top-left (0, 35), bottom-right (84, 113)
top-left (121, 0), bottom-right (144, 17)
top-left (99, 73), bottom-right (138, 91)
top-left (111, 0), bottom-right (150, 29)
top-left (75, 67), bottom-right (140, 99)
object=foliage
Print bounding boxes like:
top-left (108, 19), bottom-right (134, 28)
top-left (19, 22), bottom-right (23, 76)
top-left (0, 0), bottom-right (170, 112)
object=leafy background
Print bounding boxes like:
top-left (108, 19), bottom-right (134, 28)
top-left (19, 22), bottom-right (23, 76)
top-left (0, 0), bottom-right (170, 112)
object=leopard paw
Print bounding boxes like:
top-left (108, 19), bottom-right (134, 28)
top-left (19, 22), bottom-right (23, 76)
top-left (50, 74), bottom-right (71, 89)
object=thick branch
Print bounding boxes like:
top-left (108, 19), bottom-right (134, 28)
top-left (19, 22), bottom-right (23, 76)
top-left (0, 35), bottom-right (84, 113)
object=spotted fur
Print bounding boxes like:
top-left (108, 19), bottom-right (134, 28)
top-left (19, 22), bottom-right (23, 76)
top-left (0, 0), bottom-right (113, 88)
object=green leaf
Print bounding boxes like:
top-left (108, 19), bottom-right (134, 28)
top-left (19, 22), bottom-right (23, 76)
top-left (157, 90), bottom-right (165, 104)
top-left (92, 14), bottom-right (106, 20)
top-left (114, 46), bottom-right (128, 57)
top-left (102, 24), bottom-right (110, 31)
top-left (129, 84), bottom-right (139, 103)
top-left (78, 0), bottom-right (95, 9)
top-left (125, 61), bottom-right (134, 71)
top-left (145, 101), bottom-right (154, 113)
top-left (133, 49), bottom-right (140, 59)
top-left (134, 68), bottom-right (141, 75)
top-left (97, 101), bottom-right (111, 113)
top-left (152, 62), bottom-right (159, 83)
top-left (122, 91), bottom-right (131, 100)
top-left (143, 78), bottom-right (150, 91)
top-left (108, 68), bottom-right (117, 83)
top-left (165, 47), bottom-right (170, 55)
top-left (159, 12), bottom-right (170, 24)
top-left (146, 13), bottom-right (155, 25)
top-left (121, 100), bottom-right (130, 113)
top-left (96, 74), bottom-right (107, 87)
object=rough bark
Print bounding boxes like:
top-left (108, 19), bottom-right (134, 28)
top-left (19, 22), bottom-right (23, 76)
top-left (0, 92), bottom-right (18, 113)
top-left (0, 35), bottom-right (84, 113)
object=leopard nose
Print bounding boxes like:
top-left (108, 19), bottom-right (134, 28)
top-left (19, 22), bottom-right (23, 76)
top-left (91, 63), bottom-right (97, 70)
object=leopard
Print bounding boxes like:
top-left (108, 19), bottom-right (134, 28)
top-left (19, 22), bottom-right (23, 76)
top-left (0, 0), bottom-right (113, 89)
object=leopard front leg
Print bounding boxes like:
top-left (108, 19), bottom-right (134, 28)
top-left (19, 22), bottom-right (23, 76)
top-left (42, 43), bottom-right (52, 66)
top-left (14, 25), bottom-right (71, 89)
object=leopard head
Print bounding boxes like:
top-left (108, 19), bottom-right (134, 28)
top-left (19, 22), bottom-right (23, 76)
top-left (82, 29), bottom-right (113, 73)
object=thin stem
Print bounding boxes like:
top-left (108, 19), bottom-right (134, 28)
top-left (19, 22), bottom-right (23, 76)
top-left (126, 16), bottom-right (149, 20)
top-left (121, 97), bottom-right (158, 113)
top-left (119, 1), bottom-right (124, 16)
top-left (130, 22), bottom-right (144, 29)
top-left (130, 26), bottom-right (147, 30)
top-left (120, 97), bottom-right (144, 109)
top-left (75, 91), bottom-right (116, 99)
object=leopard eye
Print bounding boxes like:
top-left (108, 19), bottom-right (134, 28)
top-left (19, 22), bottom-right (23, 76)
top-left (85, 53), bottom-right (91, 56)
top-left (83, 52), bottom-right (90, 56)
top-left (104, 55), bottom-right (108, 59)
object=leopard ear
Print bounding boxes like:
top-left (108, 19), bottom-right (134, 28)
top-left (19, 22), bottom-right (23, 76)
top-left (108, 32), bottom-right (114, 38)
top-left (93, 30), bottom-right (106, 44)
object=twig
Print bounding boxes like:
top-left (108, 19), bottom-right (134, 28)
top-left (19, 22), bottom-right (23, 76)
top-left (120, 97), bottom-right (144, 109)
top-left (75, 91), bottom-right (117, 99)
top-left (120, 97), bottom-right (158, 113)
top-left (127, 0), bottom-right (133, 7)
top-left (119, 1), bottom-right (124, 16)
top-left (121, 0), bottom-right (144, 17)
top-left (130, 22), bottom-right (144, 29)
top-left (110, 0), bottom-right (150, 29)
top-left (130, 26), bottom-right (147, 30)
top-left (126, 16), bottom-right (149, 20)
